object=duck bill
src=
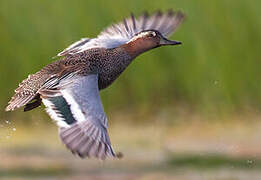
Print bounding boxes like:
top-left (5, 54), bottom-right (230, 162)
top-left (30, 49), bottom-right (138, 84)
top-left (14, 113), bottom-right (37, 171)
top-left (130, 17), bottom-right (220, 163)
top-left (159, 37), bottom-right (182, 46)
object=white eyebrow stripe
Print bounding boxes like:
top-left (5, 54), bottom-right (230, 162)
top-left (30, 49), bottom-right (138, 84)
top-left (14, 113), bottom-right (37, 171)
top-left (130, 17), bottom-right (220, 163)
top-left (127, 31), bottom-right (155, 43)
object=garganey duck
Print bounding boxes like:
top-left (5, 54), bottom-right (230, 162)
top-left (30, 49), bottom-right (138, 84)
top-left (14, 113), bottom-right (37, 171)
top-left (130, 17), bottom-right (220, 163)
top-left (6, 10), bottom-right (185, 159)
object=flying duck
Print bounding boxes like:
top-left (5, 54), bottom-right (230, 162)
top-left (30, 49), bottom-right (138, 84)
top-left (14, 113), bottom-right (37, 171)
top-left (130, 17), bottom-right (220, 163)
top-left (6, 9), bottom-right (185, 159)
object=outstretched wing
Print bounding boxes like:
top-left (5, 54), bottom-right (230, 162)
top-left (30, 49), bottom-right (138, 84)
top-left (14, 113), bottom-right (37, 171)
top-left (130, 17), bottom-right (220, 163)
top-left (95, 9), bottom-right (185, 46)
top-left (41, 74), bottom-right (116, 159)
top-left (59, 9), bottom-right (185, 55)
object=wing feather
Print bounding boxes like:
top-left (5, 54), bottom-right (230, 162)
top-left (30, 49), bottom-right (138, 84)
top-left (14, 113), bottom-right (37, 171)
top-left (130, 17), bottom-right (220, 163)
top-left (95, 9), bottom-right (185, 46)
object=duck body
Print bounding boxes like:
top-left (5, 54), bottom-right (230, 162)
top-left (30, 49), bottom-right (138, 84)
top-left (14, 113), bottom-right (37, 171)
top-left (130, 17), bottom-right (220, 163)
top-left (37, 47), bottom-right (132, 92)
top-left (6, 10), bottom-right (185, 159)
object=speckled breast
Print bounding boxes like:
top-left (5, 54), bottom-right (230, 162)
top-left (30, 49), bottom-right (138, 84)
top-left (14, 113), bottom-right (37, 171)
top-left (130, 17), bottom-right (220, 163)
top-left (97, 48), bottom-right (132, 90)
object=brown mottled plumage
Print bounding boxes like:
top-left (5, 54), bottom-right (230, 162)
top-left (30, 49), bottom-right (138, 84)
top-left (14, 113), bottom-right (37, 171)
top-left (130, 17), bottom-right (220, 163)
top-left (6, 9), bottom-right (185, 159)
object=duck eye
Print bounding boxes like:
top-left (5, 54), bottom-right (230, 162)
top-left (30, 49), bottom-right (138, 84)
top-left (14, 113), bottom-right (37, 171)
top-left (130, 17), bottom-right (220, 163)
top-left (148, 32), bottom-right (156, 38)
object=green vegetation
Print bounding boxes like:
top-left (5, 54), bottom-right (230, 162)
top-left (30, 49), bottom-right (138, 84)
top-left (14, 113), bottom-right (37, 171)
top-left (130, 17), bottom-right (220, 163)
top-left (1, 0), bottom-right (261, 115)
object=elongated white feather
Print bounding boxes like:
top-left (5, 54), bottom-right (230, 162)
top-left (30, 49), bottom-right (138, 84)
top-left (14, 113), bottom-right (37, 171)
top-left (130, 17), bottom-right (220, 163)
top-left (57, 38), bottom-right (91, 56)
top-left (42, 98), bottom-right (70, 128)
top-left (61, 89), bottom-right (86, 123)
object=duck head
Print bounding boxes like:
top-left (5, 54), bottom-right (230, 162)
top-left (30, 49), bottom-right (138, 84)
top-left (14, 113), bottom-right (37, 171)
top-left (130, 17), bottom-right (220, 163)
top-left (122, 30), bottom-right (182, 58)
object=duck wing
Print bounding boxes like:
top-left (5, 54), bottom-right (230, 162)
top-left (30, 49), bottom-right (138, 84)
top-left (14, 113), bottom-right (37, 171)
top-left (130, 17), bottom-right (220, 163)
top-left (58, 9), bottom-right (185, 55)
top-left (95, 9), bottom-right (185, 47)
top-left (40, 74), bottom-right (116, 159)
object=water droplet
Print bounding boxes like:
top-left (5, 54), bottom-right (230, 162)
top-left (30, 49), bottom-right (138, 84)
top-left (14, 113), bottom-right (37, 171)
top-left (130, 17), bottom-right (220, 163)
top-left (247, 160), bottom-right (253, 164)
top-left (5, 120), bottom-right (11, 124)
top-left (214, 80), bottom-right (219, 85)
top-left (12, 128), bottom-right (16, 131)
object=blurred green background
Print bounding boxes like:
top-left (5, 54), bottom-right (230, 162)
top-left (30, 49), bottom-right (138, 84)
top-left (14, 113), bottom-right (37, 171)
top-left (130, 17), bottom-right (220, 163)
top-left (1, 0), bottom-right (261, 179)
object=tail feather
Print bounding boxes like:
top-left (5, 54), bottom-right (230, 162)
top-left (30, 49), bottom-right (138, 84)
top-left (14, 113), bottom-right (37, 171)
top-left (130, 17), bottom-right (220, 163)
top-left (6, 92), bottom-right (36, 111)
top-left (6, 71), bottom-right (49, 111)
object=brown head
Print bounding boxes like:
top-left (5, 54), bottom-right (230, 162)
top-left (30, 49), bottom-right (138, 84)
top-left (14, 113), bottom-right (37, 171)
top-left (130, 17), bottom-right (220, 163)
top-left (121, 30), bottom-right (182, 58)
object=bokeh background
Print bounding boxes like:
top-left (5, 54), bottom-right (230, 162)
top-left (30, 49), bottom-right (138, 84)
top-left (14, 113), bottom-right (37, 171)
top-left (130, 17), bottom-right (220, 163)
top-left (1, 0), bottom-right (261, 179)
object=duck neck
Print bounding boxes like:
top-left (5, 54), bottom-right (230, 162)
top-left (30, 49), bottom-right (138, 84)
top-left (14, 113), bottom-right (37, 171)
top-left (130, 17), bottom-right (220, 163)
top-left (120, 39), bottom-right (156, 59)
